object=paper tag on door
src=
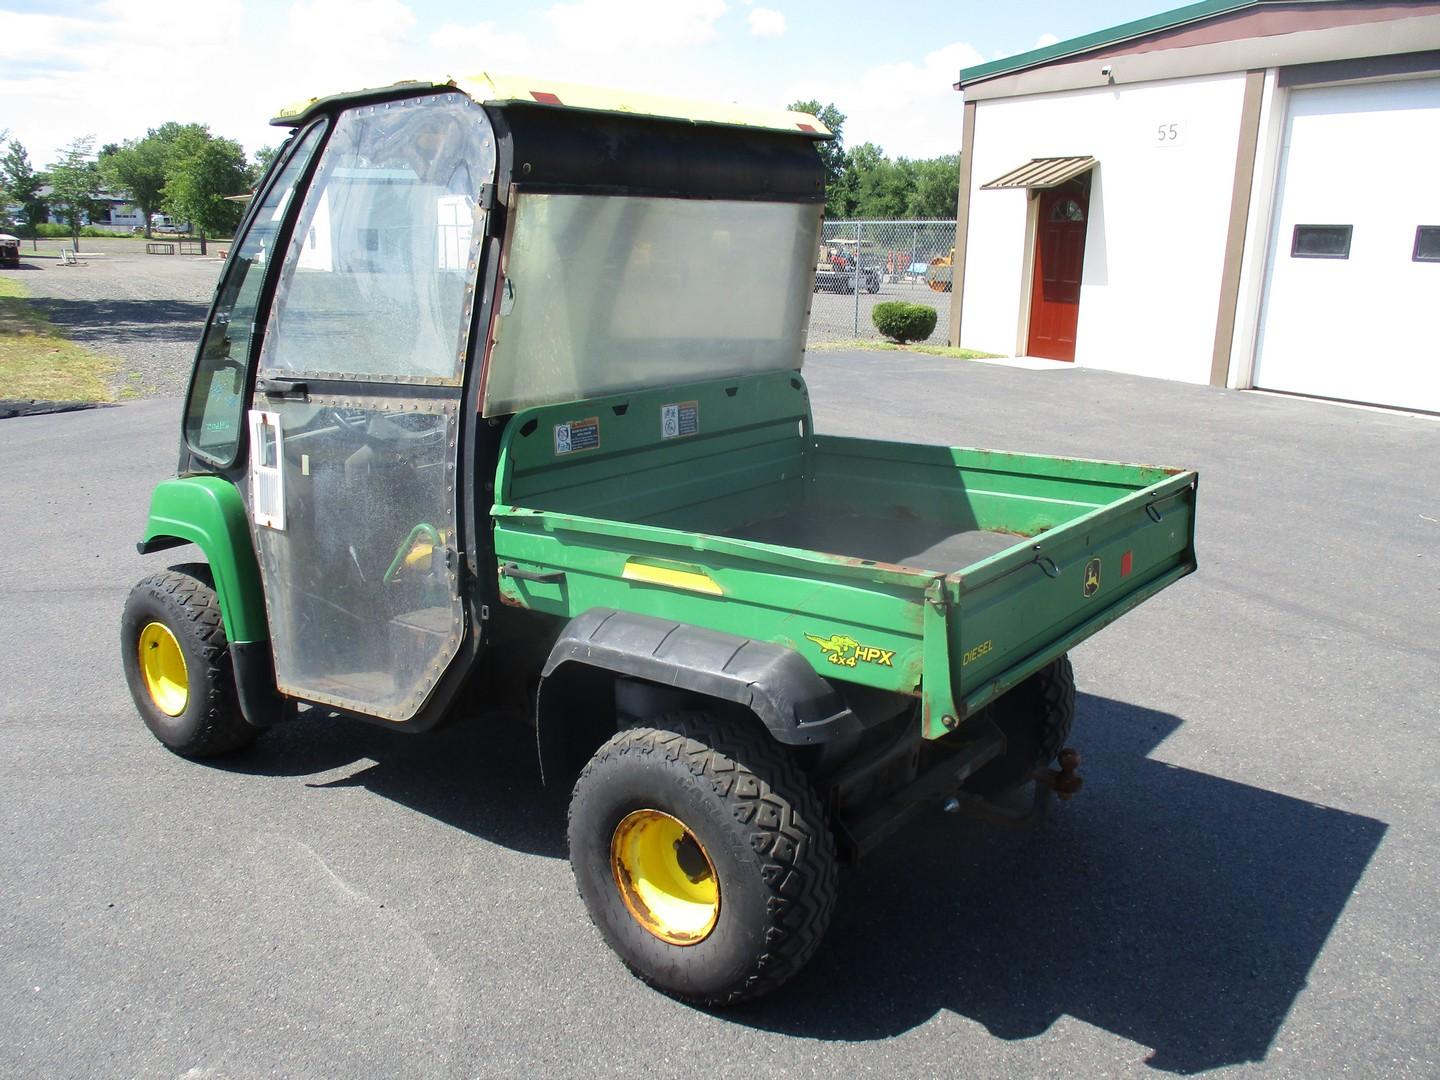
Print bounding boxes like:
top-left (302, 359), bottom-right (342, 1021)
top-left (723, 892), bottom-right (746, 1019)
top-left (248, 409), bottom-right (286, 530)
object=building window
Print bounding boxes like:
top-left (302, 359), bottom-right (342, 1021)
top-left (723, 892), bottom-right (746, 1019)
top-left (1413, 226), bottom-right (1440, 263)
top-left (1291, 224), bottom-right (1352, 259)
top-left (1049, 198), bottom-right (1085, 222)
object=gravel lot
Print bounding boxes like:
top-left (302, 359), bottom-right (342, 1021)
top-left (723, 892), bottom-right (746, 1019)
top-left (1, 236), bottom-right (222, 399)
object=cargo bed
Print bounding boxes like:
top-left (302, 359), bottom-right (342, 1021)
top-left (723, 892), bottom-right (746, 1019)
top-left (492, 371), bottom-right (1198, 739)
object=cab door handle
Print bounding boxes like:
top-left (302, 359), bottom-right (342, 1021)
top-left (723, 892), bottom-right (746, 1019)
top-left (257, 378), bottom-right (308, 401)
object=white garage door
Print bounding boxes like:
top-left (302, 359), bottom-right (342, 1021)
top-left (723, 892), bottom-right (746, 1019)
top-left (1255, 78), bottom-right (1440, 413)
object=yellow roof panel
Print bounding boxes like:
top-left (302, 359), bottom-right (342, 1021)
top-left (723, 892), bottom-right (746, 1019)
top-left (272, 75), bottom-right (831, 139)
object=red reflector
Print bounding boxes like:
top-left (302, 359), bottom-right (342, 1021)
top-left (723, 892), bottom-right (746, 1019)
top-left (1121, 550), bottom-right (1133, 577)
top-left (798, 123), bottom-right (817, 132)
top-left (530, 91), bottom-right (562, 104)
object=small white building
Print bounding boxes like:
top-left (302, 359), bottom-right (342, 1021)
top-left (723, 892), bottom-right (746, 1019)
top-left (38, 187), bottom-right (145, 229)
top-left (948, 0), bottom-right (1440, 414)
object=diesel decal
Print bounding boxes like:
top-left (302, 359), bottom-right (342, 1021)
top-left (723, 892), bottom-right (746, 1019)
top-left (804, 633), bottom-right (895, 668)
top-left (1083, 557), bottom-right (1102, 598)
top-left (962, 639), bottom-right (993, 666)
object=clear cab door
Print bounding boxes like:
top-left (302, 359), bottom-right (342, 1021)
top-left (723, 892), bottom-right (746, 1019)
top-left (247, 92), bottom-right (495, 721)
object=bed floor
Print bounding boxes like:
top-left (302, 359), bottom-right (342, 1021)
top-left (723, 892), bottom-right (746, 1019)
top-left (721, 509), bottom-right (1024, 574)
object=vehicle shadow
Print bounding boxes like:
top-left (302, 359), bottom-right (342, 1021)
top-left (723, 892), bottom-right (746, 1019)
top-left (30, 297), bottom-right (210, 345)
top-left (733, 693), bottom-right (1387, 1073)
top-left (208, 691), bottom-right (1385, 1072)
top-left (214, 705), bottom-right (570, 859)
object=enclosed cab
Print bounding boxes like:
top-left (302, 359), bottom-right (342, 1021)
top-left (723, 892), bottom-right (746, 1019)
top-left (122, 75), bottom-right (1197, 1006)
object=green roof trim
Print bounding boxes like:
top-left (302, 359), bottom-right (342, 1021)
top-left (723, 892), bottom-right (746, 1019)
top-left (959, 0), bottom-right (1272, 84)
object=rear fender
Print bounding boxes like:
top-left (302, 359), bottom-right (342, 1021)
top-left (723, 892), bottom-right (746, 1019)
top-left (535, 608), bottom-right (862, 783)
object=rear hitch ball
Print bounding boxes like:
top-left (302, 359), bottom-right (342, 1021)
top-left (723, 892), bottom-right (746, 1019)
top-left (941, 746), bottom-right (1083, 829)
top-left (1034, 747), bottom-right (1083, 801)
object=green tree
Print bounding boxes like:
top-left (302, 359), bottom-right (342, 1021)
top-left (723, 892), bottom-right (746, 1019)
top-left (100, 123), bottom-right (211, 238)
top-left (826, 141), bottom-right (877, 218)
top-left (850, 149), bottom-right (915, 220)
top-left (787, 99), bottom-right (848, 217)
top-left (2, 140), bottom-right (47, 248)
top-left (163, 127), bottom-right (249, 244)
top-left (47, 136), bottom-right (103, 250)
top-left (100, 135), bottom-right (169, 238)
top-left (906, 155), bottom-right (960, 219)
top-left (248, 145), bottom-right (279, 187)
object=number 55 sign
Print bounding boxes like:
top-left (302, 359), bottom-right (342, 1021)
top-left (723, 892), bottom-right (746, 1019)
top-left (1153, 120), bottom-right (1186, 147)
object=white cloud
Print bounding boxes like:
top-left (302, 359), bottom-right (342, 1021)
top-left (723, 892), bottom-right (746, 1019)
top-left (788, 40), bottom-right (977, 158)
top-left (428, 20), bottom-right (534, 77)
top-left (543, 0), bottom-right (727, 55)
top-left (1034, 32), bottom-right (1060, 48)
top-left (747, 7), bottom-right (785, 37)
top-left (284, 0), bottom-right (417, 89)
top-left (0, 0), bottom-right (968, 168)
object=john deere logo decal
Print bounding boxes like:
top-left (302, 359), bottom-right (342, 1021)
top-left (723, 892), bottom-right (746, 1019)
top-left (1083, 557), bottom-right (1102, 598)
top-left (804, 633), bottom-right (894, 668)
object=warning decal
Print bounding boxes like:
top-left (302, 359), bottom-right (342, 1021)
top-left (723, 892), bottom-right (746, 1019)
top-left (554, 416), bottom-right (600, 455)
top-left (660, 401), bottom-right (699, 440)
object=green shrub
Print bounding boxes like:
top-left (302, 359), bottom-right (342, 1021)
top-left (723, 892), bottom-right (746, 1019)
top-left (871, 301), bottom-right (938, 344)
top-left (30, 223), bottom-right (144, 238)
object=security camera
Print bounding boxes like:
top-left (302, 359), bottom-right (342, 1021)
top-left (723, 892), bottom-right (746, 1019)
top-left (1100, 65), bottom-right (1113, 78)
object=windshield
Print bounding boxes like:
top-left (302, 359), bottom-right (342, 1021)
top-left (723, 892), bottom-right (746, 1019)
top-left (481, 193), bottom-right (822, 415)
top-left (182, 121), bottom-right (325, 465)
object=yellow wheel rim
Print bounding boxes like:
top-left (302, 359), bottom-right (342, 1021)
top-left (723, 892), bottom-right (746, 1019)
top-left (610, 809), bottom-right (720, 946)
top-left (138, 621), bottom-right (189, 717)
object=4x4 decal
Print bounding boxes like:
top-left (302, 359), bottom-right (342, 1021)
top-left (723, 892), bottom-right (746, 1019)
top-left (804, 633), bottom-right (894, 668)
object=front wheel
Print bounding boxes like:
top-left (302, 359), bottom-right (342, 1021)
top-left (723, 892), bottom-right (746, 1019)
top-left (120, 565), bottom-right (261, 757)
top-left (568, 711), bottom-right (838, 1006)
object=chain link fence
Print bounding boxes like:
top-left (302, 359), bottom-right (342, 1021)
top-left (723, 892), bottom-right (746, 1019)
top-left (806, 219), bottom-right (957, 345)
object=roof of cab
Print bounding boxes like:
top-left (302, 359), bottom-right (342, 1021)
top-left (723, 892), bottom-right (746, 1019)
top-left (271, 73), bottom-right (832, 139)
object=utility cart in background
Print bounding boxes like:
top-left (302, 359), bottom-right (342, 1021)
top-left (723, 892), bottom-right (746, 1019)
top-left (122, 75), bottom-right (1198, 1006)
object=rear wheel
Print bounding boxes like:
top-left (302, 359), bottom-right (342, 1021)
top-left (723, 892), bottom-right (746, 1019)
top-left (963, 655), bottom-right (1075, 796)
top-left (120, 565), bottom-right (260, 757)
top-left (568, 711), bottom-right (838, 1006)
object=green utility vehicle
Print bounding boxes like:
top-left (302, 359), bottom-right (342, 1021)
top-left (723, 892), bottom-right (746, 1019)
top-left (121, 75), bottom-right (1198, 1006)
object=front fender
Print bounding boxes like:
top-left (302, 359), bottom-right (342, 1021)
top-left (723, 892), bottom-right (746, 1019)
top-left (138, 475), bottom-right (268, 644)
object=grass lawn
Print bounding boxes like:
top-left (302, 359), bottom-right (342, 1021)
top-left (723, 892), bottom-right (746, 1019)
top-left (810, 339), bottom-right (1003, 360)
top-left (0, 277), bottom-right (115, 401)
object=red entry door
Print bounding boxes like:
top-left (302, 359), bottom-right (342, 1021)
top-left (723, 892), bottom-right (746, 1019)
top-left (1027, 179), bottom-right (1091, 361)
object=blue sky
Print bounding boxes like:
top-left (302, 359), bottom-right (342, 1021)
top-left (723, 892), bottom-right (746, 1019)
top-left (1, 0), bottom-right (1172, 167)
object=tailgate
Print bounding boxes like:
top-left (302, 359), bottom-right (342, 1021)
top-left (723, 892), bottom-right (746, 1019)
top-left (927, 469), bottom-right (1198, 737)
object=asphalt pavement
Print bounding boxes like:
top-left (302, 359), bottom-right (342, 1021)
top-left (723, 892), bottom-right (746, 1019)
top-left (1, 355), bottom-right (1436, 1079)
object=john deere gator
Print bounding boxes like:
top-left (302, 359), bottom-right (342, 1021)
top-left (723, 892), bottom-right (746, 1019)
top-left (121, 75), bottom-right (1198, 1005)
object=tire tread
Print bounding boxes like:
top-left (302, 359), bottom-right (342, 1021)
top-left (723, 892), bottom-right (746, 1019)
top-left (123, 565), bottom-right (257, 757)
top-left (570, 712), bottom-right (838, 1006)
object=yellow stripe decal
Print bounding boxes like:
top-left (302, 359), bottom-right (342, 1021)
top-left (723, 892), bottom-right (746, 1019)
top-left (621, 560), bottom-right (724, 596)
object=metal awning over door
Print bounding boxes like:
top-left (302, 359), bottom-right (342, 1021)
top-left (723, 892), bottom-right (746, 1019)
top-left (980, 156), bottom-right (1096, 189)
